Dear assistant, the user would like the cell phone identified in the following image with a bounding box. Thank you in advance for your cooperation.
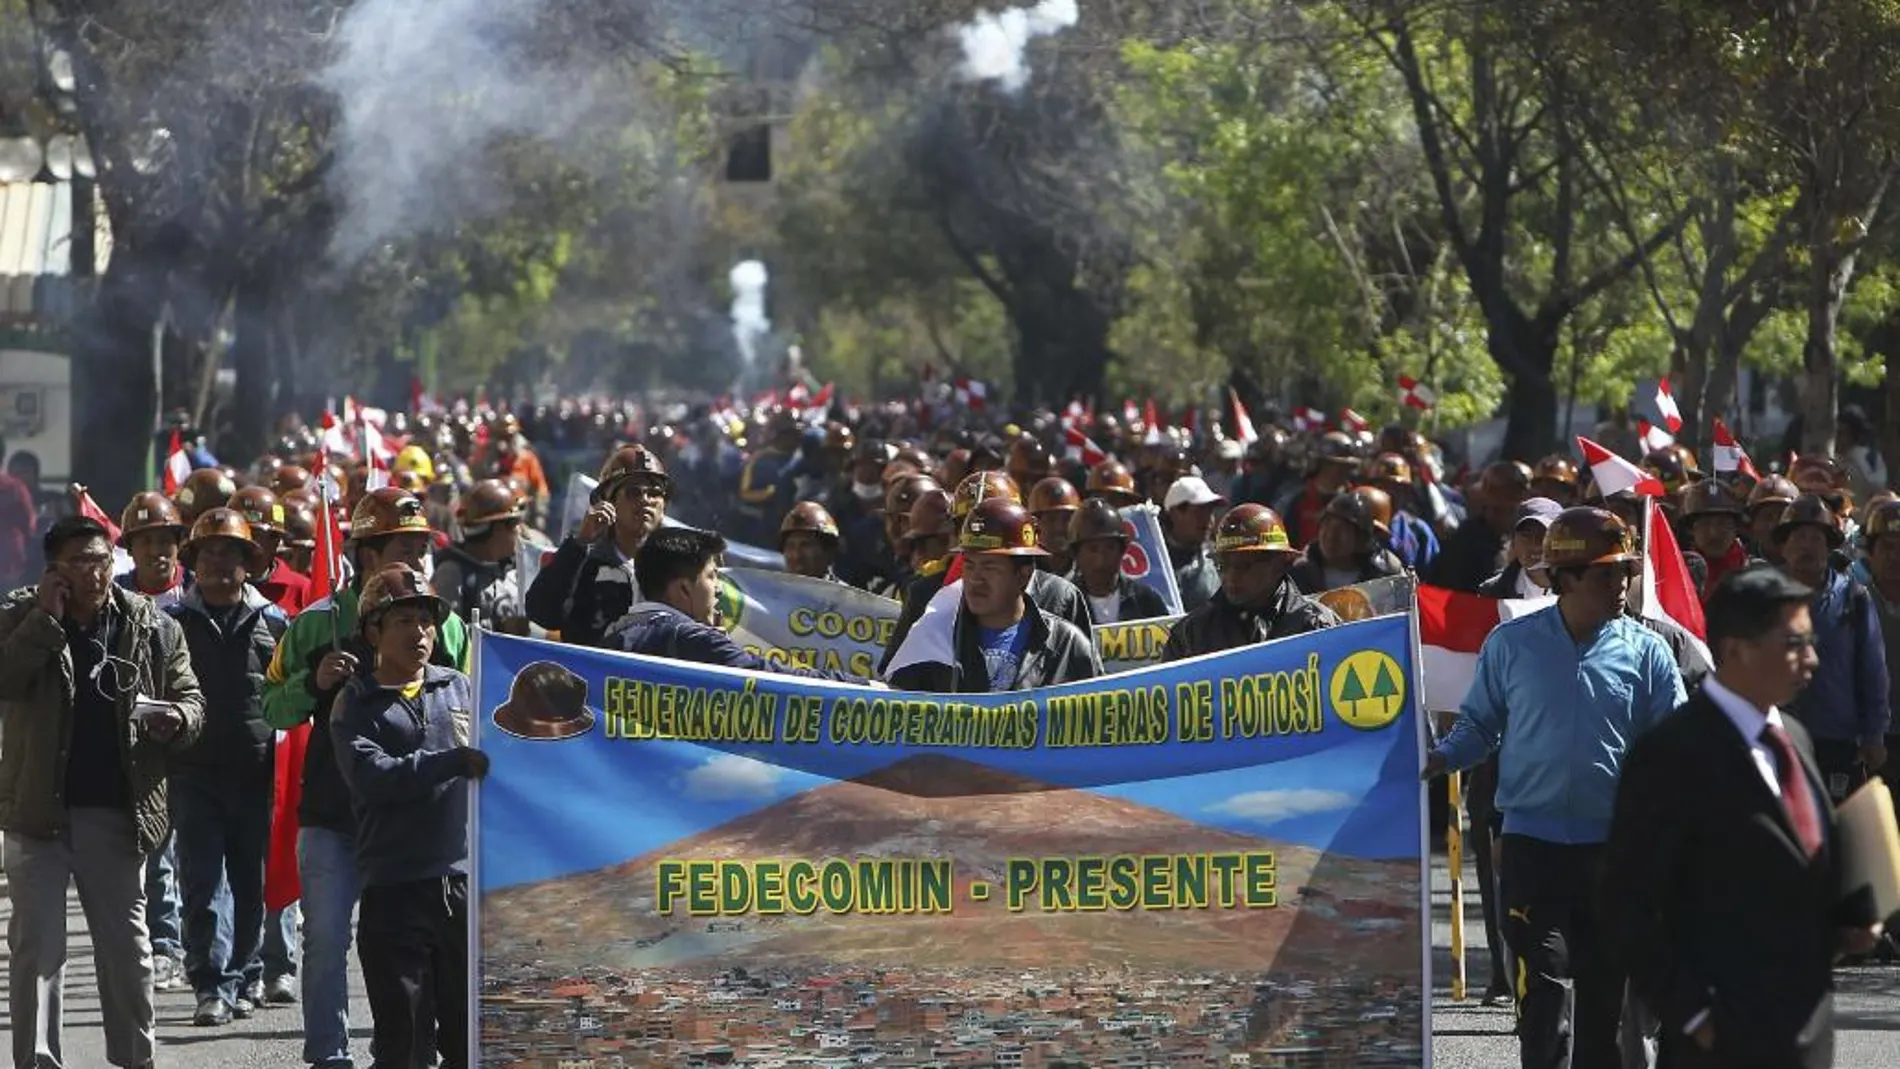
[132,697,173,726]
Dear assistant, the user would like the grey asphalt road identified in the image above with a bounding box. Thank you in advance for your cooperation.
[0,867,372,1069]
[3,851,1896,1068]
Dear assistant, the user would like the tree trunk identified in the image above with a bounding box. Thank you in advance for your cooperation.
[72,253,171,510]
[1800,247,1854,455]
[1500,368,1560,463]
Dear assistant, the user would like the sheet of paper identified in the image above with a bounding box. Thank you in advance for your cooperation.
[1838,779,1900,920]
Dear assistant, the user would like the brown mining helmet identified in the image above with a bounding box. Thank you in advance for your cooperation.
[1084,460,1143,506]
[957,497,1048,558]
[1212,503,1298,557]
[459,479,527,532]
[228,486,287,536]
[175,468,238,522]
[1746,474,1799,516]
[357,562,449,635]
[270,464,312,497]
[1067,497,1130,545]
[1862,499,1900,550]
[779,501,841,547]
[119,491,187,547]
[1027,476,1082,516]
[1532,455,1580,487]
[903,489,957,545]
[594,445,670,501]
[1773,493,1845,548]
[1679,480,1745,521]
[1536,507,1640,572]
[181,506,268,573]
[1322,486,1394,540]
[349,487,435,544]
[886,473,942,522]
[1364,452,1414,486]
[952,470,1023,522]
[1006,437,1053,489]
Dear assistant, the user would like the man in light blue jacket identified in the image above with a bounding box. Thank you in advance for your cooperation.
[1423,506,1685,1069]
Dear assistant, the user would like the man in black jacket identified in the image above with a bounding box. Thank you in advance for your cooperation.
[1603,566,1882,1069]
[524,445,669,646]
[1428,462,1531,593]
[332,565,488,1069]
[1066,499,1169,624]
[888,499,1100,693]
[166,508,289,1026]
[1288,487,1407,595]
[1162,504,1339,661]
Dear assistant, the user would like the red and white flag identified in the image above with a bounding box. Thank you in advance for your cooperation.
[954,378,988,411]
[1340,408,1370,434]
[1417,584,1555,712]
[1579,436,1665,497]
[1642,498,1710,647]
[73,486,122,543]
[1398,374,1437,411]
[1063,398,1086,428]
[1142,399,1163,446]
[1654,378,1683,434]
[1292,406,1326,433]
[162,430,191,496]
[1064,425,1109,467]
[1636,418,1676,454]
[1123,398,1140,426]
[1229,388,1258,448]
[1711,419,1759,479]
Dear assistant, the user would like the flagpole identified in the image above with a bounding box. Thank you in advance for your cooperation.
[319,465,341,652]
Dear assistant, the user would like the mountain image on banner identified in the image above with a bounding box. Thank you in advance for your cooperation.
[482,755,1418,976]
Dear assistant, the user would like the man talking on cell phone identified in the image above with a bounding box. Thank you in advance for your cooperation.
[0,514,205,1069]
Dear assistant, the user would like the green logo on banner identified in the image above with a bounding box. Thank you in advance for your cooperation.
[1328,650,1406,731]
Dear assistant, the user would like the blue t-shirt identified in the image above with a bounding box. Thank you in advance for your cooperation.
[976,619,1031,690]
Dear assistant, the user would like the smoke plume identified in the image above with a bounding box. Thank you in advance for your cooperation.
[955,0,1081,92]
[318,0,597,261]
[729,260,770,367]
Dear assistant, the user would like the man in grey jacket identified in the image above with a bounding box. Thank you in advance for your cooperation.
[0,515,205,1069]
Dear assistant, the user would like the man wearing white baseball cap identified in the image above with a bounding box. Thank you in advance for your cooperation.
[1162,475,1227,612]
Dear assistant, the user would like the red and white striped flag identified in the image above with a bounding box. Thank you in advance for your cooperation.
[1637,418,1676,454]
[1417,584,1555,712]
[1398,374,1437,411]
[1063,398,1086,428]
[954,378,988,411]
[1711,418,1759,479]
[1064,424,1109,467]
[72,486,122,543]
[162,430,191,496]
[1579,436,1665,497]
[1340,408,1370,434]
[1123,398,1140,426]
[1642,498,1709,646]
[1229,388,1258,447]
[1142,399,1163,446]
[1292,406,1326,433]
[1654,378,1683,434]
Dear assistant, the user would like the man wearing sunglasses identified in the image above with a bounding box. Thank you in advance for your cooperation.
[1424,506,1687,1069]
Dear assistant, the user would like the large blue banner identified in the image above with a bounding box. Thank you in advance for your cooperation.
[474,615,1430,1066]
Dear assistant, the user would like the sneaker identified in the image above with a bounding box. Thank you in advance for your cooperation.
[193,997,232,1026]
[154,955,191,993]
[264,974,298,1004]
[233,993,256,1019]
[241,980,265,1006]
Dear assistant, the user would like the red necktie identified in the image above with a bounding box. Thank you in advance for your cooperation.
[1763,724,1824,858]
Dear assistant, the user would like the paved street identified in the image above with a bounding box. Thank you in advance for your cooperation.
[2,851,1896,1067]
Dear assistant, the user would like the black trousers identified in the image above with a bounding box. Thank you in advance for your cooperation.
[1500,836,1624,1069]
[358,875,469,1069]
[1468,757,1514,997]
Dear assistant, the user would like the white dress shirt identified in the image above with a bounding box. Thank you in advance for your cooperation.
[1700,677,1785,799]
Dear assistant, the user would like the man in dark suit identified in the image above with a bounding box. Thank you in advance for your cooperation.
[1602,564,1883,1069]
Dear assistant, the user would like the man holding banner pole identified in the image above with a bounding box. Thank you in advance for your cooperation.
[1423,506,1686,1069]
